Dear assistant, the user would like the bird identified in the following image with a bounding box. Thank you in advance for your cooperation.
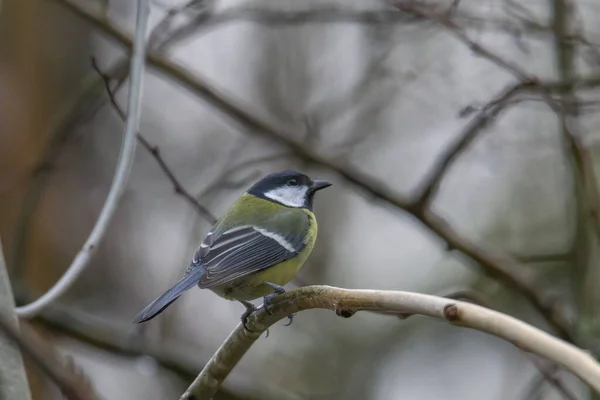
[132,170,331,328]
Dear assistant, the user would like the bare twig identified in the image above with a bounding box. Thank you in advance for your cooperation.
[394,2,533,82]
[16,0,151,318]
[160,6,416,48]
[91,57,217,224]
[515,251,572,264]
[0,315,99,400]
[527,355,579,400]
[179,285,600,400]
[52,0,580,343]
[414,81,529,208]
[148,0,214,50]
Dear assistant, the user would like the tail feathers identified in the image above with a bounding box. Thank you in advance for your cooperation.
[132,268,205,324]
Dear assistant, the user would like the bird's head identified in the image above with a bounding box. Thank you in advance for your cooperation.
[247,170,332,209]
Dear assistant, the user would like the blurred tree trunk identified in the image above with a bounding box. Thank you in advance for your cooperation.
[0,239,32,400]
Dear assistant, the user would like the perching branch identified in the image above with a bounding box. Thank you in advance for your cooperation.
[180,285,600,400]
[52,0,587,343]
[15,0,151,318]
[90,57,217,224]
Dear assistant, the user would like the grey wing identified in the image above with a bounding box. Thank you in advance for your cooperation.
[191,225,307,288]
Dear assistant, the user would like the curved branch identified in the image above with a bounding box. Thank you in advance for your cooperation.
[15,0,151,318]
[180,285,600,400]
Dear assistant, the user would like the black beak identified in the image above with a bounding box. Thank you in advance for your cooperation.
[310,180,332,192]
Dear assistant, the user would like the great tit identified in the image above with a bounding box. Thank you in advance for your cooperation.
[132,170,331,326]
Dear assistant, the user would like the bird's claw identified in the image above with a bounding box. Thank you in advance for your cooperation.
[239,301,258,332]
[263,292,279,315]
[262,282,295,327]
[284,313,296,326]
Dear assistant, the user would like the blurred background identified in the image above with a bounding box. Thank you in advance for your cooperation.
[2,0,600,399]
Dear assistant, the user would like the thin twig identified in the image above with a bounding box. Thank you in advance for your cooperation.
[179,285,600,399]
[16,0,151,318]
[394,1,533,82]
[91,57,217,224]
[527,355,579,400]
[516,251,572,264]
[413,81,529,208]
[160,6,417,48]
[52,0,579,343]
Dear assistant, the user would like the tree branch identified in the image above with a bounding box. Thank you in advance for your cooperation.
[91,57,217,224]
[52,0,582,343]
[179,285,600,400]
[16,0,150,318]
[159,6,418,48]
[413,81,530,209]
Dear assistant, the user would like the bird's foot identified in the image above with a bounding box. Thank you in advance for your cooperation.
[263,282,295,326]
[239,300,258,332]
[265,282,287,295]
[262,293,279,315]
[263,282,286,315]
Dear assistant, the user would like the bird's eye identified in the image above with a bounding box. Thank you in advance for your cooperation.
[288,178,299,186]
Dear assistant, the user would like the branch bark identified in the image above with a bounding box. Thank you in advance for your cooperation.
[179,285,600,400]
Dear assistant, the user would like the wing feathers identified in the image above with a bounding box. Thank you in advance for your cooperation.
[193,223,306,288]
[188,209,310,289]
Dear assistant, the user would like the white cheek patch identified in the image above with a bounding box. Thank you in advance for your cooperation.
[264,186,308,208]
